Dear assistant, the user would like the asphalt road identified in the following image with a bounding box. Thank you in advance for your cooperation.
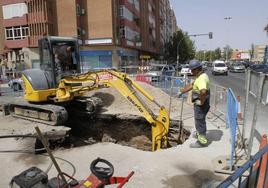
[206,68,268,136]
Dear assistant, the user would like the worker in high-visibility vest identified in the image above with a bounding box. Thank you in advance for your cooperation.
[179,60,210,147]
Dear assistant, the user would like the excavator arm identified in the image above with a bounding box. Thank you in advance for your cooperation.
[53,69,170,151]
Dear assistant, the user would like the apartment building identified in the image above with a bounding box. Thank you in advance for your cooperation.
[0,0,177,72]
[159,0,177,53]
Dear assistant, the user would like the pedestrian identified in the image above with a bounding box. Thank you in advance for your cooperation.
[179,60,210,147]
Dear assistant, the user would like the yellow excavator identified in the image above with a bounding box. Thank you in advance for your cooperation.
[6,36,174,151]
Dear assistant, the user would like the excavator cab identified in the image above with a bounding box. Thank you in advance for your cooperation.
[39,36,81,88]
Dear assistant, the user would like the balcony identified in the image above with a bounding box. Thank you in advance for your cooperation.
[3,14,28,27]
[5,38,29,48]
[120,19,140,32]
[0,0,25,6]
[27,11,49,24]
[120,0,140,15]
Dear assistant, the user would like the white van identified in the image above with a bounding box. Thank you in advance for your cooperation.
[212,60,228,75]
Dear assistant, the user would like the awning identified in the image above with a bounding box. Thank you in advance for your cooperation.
[80,50,112,56]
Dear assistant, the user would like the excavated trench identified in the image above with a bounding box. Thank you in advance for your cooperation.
[41,113,191,152]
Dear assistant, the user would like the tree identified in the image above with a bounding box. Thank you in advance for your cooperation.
[164,30,196,63]
[264,24,268,35]
[250,43,255,61]
[214,48,221,60]
[223,45,233,61]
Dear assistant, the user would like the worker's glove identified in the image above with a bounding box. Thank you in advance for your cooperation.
[194,100,202,106]
[177,91,183,98]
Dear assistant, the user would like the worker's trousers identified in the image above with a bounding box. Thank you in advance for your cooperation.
[194,99,210,136]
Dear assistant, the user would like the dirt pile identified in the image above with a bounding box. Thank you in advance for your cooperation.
[87,81,182,119]
[66,82,190,151]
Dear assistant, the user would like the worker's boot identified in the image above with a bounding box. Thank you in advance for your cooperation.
[197,134,208,145]
[190,134,208,148]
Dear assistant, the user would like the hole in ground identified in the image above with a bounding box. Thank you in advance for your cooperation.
[36,114,190,152]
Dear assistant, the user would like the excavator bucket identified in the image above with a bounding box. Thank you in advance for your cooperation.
[151,107,170,151]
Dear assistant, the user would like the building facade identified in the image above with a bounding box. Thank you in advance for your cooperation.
[252,45,266,63]
[230,49,250,61]
[159,0,177,54]
[0,0,177,72]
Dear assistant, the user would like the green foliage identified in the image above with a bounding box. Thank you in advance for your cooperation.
[222,45,233,60]
[250,43,255,59]
[164,30,196,63]
[195,48,222,61]
[265,24,268,35]
[214,48,221,60]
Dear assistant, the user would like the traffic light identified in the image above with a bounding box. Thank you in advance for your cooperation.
[209,32,213,39]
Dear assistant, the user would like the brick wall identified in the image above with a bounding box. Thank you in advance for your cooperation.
[55,0,77,37]
[86,0,113,39]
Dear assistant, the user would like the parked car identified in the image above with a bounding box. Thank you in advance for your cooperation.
[201,61,208,70]
[229,62,246,73]
[207,61,213,67]
[179,64,192,76]
[145,64,175,81]
[8,78,23,91]
[212,61,228,75]
[249,64,268,74]
[171,63,182,72]
[242,61,255,68]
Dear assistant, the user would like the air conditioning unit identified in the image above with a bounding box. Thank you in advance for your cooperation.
[81,8,86,15]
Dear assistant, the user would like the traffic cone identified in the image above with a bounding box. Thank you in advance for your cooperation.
[237,96,242,121]
[254,134,268,188]
[255,134,267,169]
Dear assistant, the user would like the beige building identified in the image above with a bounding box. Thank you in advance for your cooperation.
[252,45,266,63]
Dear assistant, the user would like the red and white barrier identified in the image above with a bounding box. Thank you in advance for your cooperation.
[135,74,151,84]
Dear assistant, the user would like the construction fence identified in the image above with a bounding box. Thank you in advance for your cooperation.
[244,69,268,156]
[0,71,23,97]
[218,143,268,188]
[226,88,239,171]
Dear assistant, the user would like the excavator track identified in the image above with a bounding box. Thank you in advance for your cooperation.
[7,101,68,126]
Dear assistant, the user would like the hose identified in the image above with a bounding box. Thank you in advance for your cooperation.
[0,149,76,178]
[0,134,76,178]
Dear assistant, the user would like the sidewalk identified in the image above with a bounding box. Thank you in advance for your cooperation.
[0,100,231,187]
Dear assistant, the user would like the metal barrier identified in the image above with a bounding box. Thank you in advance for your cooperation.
[244,69,268,157]
[210,83,228,122]
[226,88,239,170]
[132,74,192,97]
[217,144,268,188]
[149,75,192,96]
[0,72,23,97]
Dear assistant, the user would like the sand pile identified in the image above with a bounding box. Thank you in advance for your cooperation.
[86,81,183,119]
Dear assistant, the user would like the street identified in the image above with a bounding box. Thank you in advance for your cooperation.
[206,68,268,136]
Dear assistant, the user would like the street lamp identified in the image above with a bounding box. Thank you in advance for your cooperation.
[224,17,232,62]
[176,37,185,67]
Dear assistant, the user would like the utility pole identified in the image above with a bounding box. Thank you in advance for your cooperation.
[224,17,232,62]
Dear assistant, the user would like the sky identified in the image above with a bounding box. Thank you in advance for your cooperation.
[170,0,268,51]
